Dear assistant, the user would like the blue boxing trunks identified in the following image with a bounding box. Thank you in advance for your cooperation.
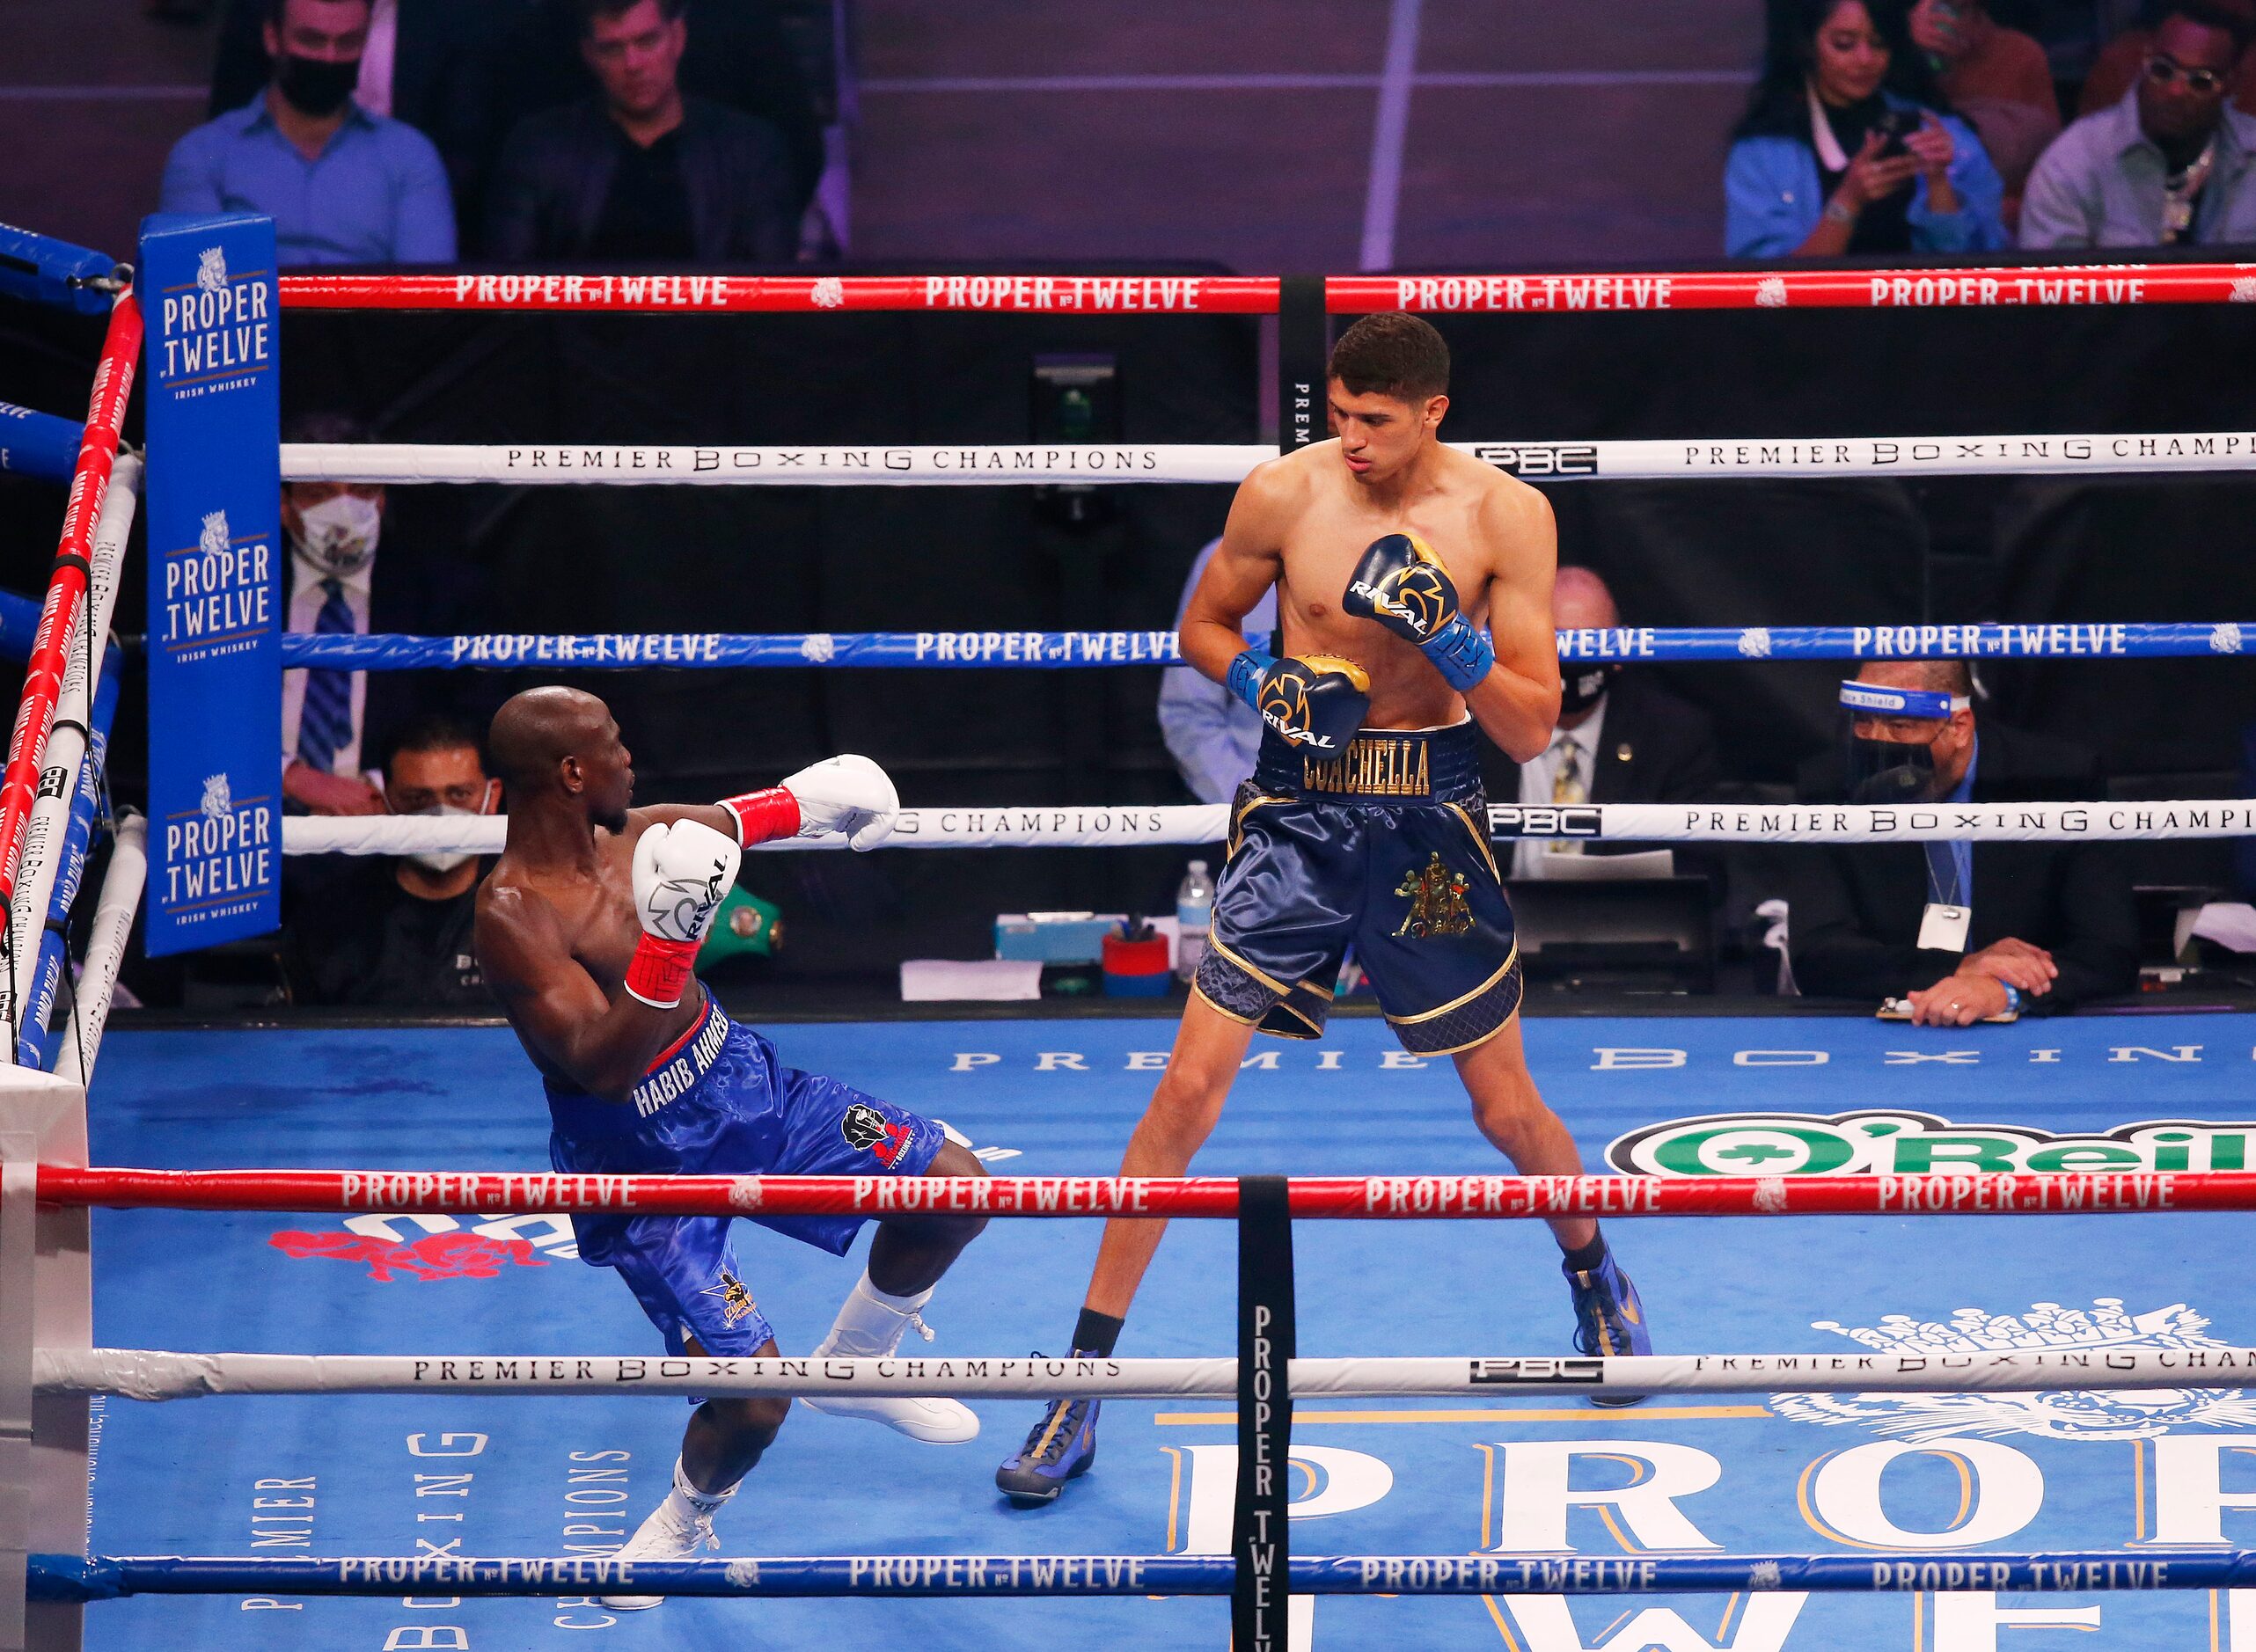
[545,997,946,1357]
[1192,720,1522,1056]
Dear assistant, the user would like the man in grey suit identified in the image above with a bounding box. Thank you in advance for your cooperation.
[485,0,801,263]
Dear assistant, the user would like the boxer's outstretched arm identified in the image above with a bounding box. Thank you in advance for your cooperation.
[1181,462,1290,683]
[628,803,738,837]
[1463,483,1562,764]
[476,885,681,1100]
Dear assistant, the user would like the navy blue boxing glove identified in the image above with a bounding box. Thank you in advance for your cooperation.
[1226,647,1370,754]
[1342,532,1495,692]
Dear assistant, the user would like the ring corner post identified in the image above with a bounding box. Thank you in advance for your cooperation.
[136,212,283,962]
[1233,1173,1295,1651]
[0,1069,92,1652]
[1277,277,1327,457]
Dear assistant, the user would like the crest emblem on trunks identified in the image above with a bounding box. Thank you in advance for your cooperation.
[840,1100,912,1166]
[700,1268,758,1327]
[1394,852,1472,939]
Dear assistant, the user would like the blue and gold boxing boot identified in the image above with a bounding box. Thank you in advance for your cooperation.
[1565,1250,1652,1407]
[994,1360,1100,1506]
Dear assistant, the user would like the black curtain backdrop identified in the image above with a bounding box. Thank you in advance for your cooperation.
[2,253,2252,976]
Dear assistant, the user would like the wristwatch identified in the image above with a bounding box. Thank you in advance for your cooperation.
[2001,983,2021,1014]
[1823,198,1857,226]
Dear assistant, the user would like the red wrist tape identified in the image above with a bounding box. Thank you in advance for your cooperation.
[624,932,700,1009]
[721,786,800,846]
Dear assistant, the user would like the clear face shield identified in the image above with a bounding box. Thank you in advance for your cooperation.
[1839,680,1968,804]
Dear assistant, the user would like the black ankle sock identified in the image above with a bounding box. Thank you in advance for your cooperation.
[1561,1232,1608,1275]
[1072,1307,1125,1359]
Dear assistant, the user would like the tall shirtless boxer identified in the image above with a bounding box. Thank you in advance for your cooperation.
[997,313,1652,1505]
[474,687,988,1604]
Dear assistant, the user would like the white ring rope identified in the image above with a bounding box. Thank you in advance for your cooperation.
[284,432,2256,486]
[40,1345,2255,1401]
[284,799,2256,858]
[4,454,134,1036]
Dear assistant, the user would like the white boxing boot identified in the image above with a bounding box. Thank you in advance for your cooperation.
[601,1457,734,1610]
[798,1272,980,1443]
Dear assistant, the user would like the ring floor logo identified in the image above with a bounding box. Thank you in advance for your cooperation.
[1606,1107,2256,1178]
[1608,1110,2256,1441]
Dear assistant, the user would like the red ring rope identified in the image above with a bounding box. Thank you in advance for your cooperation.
[275,266,2256,314]
[32,1165,2245,1218]
[0,292,139,908]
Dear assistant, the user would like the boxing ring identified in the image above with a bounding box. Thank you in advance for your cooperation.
[4,230,2256,1648]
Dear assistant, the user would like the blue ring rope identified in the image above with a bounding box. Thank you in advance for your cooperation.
[279,621,2253,671]
[30,1548,2252,1600]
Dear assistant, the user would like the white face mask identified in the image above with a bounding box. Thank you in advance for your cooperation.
[293,492,382,577]
[407,802,483,875]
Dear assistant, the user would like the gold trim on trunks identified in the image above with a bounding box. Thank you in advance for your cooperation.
[1444,799,1502,883]
[1405,992,1523,1056]
[1230,793,1291,857]
[1190,981,1263,1027]
[1300,733,1432,797]
[1386,941,1522,1026]
[1206,935,1290,998]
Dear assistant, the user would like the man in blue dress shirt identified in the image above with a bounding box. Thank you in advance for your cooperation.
[160,0,456,267]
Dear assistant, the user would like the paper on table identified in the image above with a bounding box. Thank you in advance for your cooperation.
[2189,903,2256,954]
[900,958,1044,1002]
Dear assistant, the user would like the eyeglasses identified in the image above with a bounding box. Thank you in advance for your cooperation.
[2145,55,2229,96]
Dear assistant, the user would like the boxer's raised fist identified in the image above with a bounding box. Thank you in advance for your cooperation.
[624,819,739,1008]
[1234,652,1370,752]
[1343,532,1494,692]
[780,754,899,851]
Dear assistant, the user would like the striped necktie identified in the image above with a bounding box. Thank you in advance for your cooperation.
[1548,734,1586,856]
[296,578,355,775]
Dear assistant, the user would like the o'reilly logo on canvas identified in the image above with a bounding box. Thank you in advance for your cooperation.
[1606,1109,2256,1179]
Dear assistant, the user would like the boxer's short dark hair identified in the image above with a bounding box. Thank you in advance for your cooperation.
[1329,312,1450,403]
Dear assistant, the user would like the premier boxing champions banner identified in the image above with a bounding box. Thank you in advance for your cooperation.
[139,212,281,955]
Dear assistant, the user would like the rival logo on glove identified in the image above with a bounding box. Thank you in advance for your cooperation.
[646,865,729,942]
[1347,562,1449,640]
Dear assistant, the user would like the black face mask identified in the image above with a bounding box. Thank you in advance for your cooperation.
[1847,736,1939,804]
[1559,664,1616,719]
[275,53,360,118]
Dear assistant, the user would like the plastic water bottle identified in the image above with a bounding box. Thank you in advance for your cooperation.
[1175,859,1214,983]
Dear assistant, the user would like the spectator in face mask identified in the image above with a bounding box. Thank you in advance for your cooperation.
[282,714,498,1007]
[1783,661,2137,1024]
[159,0,456,266]
[280,411,388,817]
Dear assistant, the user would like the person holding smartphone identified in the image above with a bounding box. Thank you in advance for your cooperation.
[1726,0,2008,256]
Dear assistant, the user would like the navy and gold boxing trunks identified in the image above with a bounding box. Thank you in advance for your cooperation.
[1193,720,1521,1056]
[546,997,946,1360]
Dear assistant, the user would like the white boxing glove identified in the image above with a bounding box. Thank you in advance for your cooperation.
[720,754,900,852]
[623,818,741,1008]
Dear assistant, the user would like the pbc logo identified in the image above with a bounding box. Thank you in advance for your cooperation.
[1470,442,1599,478]
[840,1101,912,1166]
[1487,804,1601,838]
[1469,1356,1605,1386]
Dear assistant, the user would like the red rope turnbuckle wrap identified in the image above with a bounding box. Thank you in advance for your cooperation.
[275,266,2256,315]
[0,291,140,908]
[31,1166,2256,1219]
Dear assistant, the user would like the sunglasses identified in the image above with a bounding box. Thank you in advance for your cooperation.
[2145,55,2229,95]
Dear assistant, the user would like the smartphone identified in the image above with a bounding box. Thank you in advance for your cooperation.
[1871,108,1919,159]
